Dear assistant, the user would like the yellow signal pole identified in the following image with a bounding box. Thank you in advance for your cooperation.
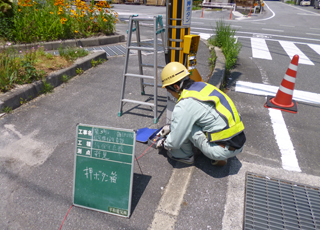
[165,0,202,81]
[166,0,191,64]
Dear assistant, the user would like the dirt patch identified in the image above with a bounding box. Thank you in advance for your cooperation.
[33,55,73,76]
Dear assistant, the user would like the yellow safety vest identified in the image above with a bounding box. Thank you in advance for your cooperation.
[177,82,245,142]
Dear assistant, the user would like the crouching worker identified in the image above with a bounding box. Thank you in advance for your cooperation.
[156,62,246,166]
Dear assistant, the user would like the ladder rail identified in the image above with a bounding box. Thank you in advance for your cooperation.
[118,18,134,116]
[118,15,165,123]
[153,16,158,123]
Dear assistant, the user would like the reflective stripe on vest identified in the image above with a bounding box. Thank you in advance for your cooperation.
[177,82,245,142]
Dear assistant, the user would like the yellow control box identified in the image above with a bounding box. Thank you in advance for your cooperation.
[183,35,202,82]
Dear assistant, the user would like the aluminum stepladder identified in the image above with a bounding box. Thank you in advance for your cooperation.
[118,15,165,124]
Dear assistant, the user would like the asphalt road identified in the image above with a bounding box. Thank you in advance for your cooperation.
[1,2,320,230]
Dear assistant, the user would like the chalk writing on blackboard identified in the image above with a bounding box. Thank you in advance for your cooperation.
[83,167,118,183]
[73,124,135,218]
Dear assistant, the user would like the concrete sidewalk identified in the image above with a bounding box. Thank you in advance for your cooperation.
[0,28,223,229]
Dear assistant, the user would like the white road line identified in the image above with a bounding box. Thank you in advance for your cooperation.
[306,33,320,37]
[280,25,295,28]
[195,29,320,44]
[149,165,194,230]
[285,3,320,15]
[192,32,213,40]
[248,2,276,22]
[279,41,314,65]
[297,13,320,16]
[262,28,284,33]
[309,44,320,55]
[251,38,272,60]
[268,109,301,172]
[235,81,320,105]
[191,22,205,25]
[191,27,214,31]
[251,22,266,24]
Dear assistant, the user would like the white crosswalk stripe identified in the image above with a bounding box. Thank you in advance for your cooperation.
[251,38,272,60]
[195,32,320,66]
[308,44,320,56]
[279,41,314,65]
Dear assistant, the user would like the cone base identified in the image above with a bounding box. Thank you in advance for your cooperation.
[270,98,294,108]
[264,95,298,114]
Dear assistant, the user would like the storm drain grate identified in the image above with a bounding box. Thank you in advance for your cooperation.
[50,40,163,57]
[84,40,164,57]
[244,172,320,230]
[85,44,129,57]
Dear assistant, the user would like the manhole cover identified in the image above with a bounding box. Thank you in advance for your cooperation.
[244,172,320,230]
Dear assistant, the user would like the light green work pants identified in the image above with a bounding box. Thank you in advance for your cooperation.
[169,125,243,161]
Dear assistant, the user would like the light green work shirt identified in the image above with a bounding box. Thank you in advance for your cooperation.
[164,98,227,150]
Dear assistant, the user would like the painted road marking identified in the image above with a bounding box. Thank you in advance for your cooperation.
[309,44,320,56]
[251,38,272,60]
[192,31,320,64]
[268,109,301,172]
[235,81,320,105]
[149,164,194,230]
[262,28,284,33]
[279,41,314,65]
[235,81,303,172]
[306,33,320,37]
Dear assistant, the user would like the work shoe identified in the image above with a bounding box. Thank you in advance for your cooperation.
[211,159,227,167]
[167,151,194,165]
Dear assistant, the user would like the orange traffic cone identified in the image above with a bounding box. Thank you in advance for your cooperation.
[264,55,299,114]
[201,7,204,18]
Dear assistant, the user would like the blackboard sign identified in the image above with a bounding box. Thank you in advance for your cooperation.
[73,124,136,218]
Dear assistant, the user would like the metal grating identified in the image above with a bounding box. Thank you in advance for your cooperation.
[85,44,129,57]
[244,172,320,230]
[83,40,164,57]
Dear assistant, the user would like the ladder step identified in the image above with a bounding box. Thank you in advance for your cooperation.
[141,63,165,68]
[128,46,155,51]
[143,83,163,88]
[122,99,155,107]
[125,73,155,80]
[132,17,157,22]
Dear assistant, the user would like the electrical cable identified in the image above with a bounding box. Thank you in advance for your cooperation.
[135,135,159,161]
[59,205,73,230]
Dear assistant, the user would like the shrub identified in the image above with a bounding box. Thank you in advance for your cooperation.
[2,0,118,43]
[0,0,15,41]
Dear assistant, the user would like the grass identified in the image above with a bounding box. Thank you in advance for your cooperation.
[208,48,217,72]
[208,20,242,71]
[0,44,89,92]
[41,80,54,94]
[0,0,114,94]
[207,20,242,90]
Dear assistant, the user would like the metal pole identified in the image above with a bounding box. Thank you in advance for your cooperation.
[153,16,158,123]
[118,16,134,117]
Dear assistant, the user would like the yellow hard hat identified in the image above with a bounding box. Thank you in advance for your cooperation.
[161,62,190,88]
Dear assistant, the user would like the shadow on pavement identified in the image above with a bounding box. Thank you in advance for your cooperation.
[158,148,242,178]
[120,94,167,119]
[131,173,152,214]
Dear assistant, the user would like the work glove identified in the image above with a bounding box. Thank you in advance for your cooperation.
[157,124,171,137]
[155,138,165,149]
